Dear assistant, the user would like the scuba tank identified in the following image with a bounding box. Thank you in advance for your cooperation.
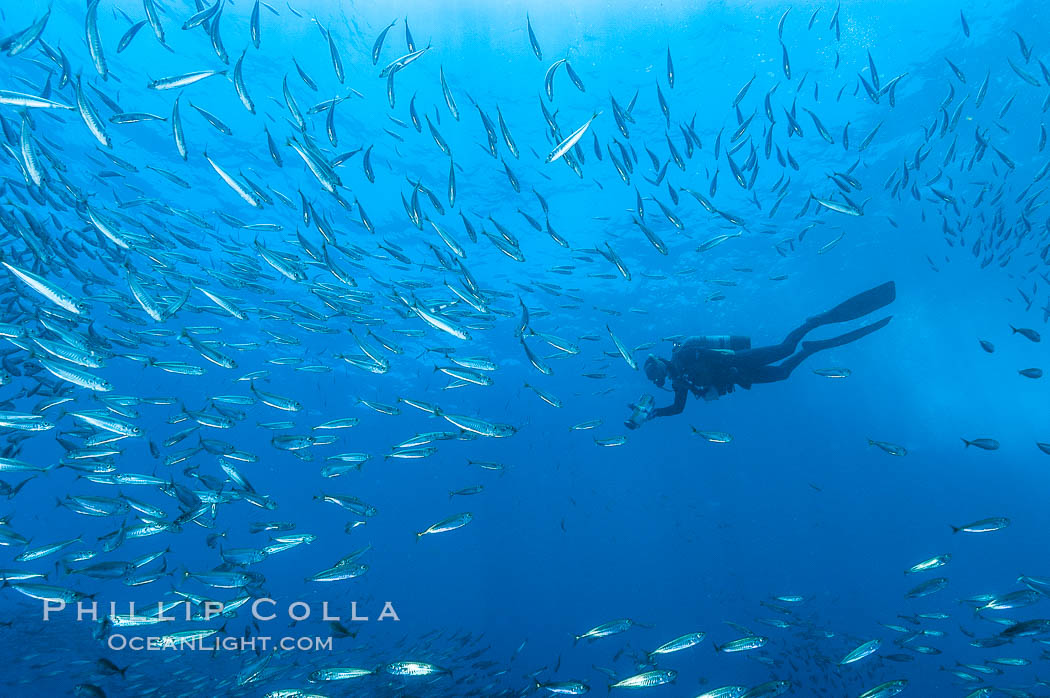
[700,335,750,351]
[674,335,751,351]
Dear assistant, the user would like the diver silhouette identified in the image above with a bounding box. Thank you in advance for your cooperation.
[628,281,896,428]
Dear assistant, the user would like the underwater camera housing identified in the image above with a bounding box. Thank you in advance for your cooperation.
[625,393,655,429]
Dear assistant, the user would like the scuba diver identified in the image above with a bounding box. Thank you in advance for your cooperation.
[627,281,896,428]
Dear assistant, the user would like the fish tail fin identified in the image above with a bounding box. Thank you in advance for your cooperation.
[961,438,971,448]
[950,525,961,534]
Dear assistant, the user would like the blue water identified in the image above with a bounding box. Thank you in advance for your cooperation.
[1,0,1049,695]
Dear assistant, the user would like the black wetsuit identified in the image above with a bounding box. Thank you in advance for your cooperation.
[649,281,896,420]
[652,323,820,418]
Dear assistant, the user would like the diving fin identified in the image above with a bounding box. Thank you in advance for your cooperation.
[812,281,896,326]
[802,316,892,353]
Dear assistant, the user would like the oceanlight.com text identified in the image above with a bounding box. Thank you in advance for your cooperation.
[107,634,334,652]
